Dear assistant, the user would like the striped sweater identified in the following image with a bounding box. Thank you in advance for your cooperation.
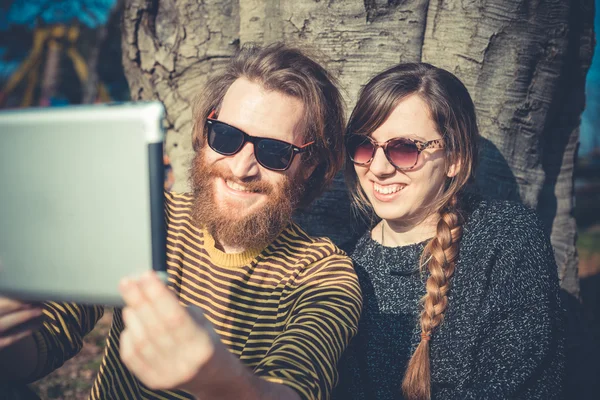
[32,192,362,400]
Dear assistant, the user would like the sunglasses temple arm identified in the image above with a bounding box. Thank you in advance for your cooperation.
[297,141,315,152]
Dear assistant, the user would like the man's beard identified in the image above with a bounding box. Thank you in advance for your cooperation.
[190,149,303,251]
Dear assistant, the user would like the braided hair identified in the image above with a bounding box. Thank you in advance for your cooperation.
[345,63,479,400]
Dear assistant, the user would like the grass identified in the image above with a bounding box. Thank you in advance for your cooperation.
[579,227,600,278]
[578,231,600,252]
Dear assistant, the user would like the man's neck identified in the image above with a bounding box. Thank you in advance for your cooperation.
[213,240,248,254]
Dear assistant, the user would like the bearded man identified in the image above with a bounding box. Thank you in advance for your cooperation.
[0,43,361,400]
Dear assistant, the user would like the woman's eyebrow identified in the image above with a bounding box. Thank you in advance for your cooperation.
[387,132,429,141]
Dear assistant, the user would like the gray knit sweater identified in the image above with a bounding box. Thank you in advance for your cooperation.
[333,195,565,400]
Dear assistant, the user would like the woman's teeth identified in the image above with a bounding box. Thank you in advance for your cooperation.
[374,182,406,194]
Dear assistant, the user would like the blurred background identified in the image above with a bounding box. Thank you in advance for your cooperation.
[0,0,598,398]
[0,0,176,193]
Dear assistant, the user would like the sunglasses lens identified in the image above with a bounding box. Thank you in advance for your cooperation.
[207,119,299,171]
[208,122,244,155]
[256,139,293,170]
[387,139,418,168]
[347,135,374,164]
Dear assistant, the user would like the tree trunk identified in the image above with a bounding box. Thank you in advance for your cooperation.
[121,0,595,396]
[122,0,240,198]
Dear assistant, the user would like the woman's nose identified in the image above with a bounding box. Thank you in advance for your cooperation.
[368,147,396,177]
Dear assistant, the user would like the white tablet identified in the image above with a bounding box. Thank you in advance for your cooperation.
[0,102,167,306]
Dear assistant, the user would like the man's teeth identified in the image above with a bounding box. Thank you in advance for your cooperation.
[374,183,405,195]
[226,180,253,193]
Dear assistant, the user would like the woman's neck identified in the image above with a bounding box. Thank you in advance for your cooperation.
[374,213,439,247]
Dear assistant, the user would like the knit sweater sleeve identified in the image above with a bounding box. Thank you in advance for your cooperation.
[448,207,565,400]
[28,302,104,382]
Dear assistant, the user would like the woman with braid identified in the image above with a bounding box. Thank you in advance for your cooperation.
[333,63,565,400]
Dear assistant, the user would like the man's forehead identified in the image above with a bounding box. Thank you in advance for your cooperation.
[219,78,306,141]
[221,78,303,112]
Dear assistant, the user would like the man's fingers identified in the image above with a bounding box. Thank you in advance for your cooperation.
[0,329,33,350]
[137,273,200,340]
[138,272,179,310]
[121,277,173,342]
[0,307,43,335]
[121,274,181,350]
[121,307,164,363]
[0,298,32,314]
[118,274,219,392]
[119,328,158,387]
[119,277,147,309]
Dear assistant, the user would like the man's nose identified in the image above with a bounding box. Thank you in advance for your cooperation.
[228,142,260,179]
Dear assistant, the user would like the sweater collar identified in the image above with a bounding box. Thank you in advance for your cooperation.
[201,229,264,268]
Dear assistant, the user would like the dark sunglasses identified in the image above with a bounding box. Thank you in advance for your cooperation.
[205,110,314,171]
[346,134,444,170]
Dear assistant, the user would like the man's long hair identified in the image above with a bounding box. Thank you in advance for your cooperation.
[191,42,346,208]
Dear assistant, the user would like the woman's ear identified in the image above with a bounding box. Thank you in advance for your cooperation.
[446,159,461,178]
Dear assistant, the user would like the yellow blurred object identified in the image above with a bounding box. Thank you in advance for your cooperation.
[0,24,112,107]
[21,58,40,108]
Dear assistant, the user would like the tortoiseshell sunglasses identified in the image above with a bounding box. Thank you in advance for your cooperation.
[346,135,444,170]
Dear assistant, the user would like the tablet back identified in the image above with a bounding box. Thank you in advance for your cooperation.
[0,102,167,306]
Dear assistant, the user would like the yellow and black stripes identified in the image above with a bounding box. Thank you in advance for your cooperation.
[36,191,361,400]
[31,302,103,381]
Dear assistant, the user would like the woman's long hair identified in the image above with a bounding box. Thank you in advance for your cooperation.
[345,63,479,400]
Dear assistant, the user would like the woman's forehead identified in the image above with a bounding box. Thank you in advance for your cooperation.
[370,95,440,142]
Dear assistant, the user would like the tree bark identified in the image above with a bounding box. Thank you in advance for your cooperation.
[122,0,240,195]
[121,0,595,395]
[420,0,592,299]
